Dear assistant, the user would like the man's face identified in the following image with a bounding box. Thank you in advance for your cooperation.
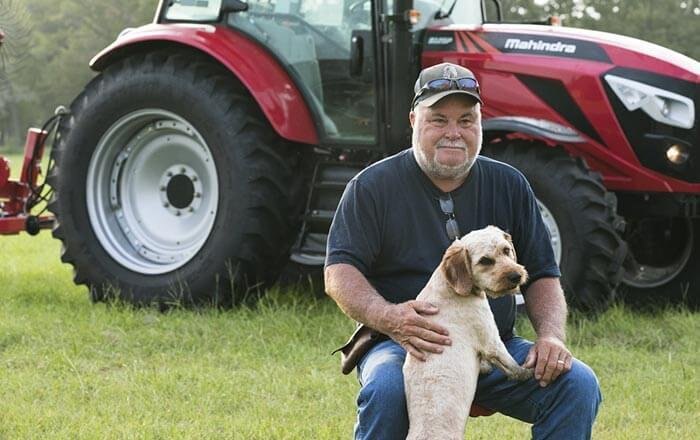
[410,95,482,181]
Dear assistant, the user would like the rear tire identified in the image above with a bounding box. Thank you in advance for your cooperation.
[49,51,304,305]
[482,142,627,313]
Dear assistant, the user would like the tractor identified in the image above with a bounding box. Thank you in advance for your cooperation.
[1,0,698,312]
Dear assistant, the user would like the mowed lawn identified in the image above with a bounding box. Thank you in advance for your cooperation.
[0,153,697,438]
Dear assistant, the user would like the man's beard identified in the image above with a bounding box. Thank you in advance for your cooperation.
[412,132,482,181]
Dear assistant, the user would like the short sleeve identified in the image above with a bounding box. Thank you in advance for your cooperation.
[325,178,382,275]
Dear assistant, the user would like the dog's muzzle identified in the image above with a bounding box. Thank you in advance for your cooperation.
[507,271,523,286]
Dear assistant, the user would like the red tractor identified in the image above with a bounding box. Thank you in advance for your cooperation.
[1,0,698,312]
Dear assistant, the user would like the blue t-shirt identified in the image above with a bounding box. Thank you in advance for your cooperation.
[325,149,560,339]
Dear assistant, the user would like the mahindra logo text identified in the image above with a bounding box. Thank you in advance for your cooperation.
[504,38,577,54]
[427,36,454,45]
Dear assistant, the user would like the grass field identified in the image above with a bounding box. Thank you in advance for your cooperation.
[1,154,699,439]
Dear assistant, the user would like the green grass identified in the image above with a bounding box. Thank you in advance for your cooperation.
[1,153,698,438]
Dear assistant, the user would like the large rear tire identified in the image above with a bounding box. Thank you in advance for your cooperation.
[49,51,304,305]
[482,142,627,313]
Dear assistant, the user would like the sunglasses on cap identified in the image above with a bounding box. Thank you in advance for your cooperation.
[412,77,480,108]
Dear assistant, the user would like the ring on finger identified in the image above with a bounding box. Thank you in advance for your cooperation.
[556,359,565,365]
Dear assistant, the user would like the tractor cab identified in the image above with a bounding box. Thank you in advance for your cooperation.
[158,0,402,147]
[158,0,450,151]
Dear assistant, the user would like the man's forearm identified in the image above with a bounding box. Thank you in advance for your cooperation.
[524,277,568,341]
[326,263,452,359]
[324,263,392,330]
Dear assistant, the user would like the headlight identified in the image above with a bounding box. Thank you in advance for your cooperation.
[666,144,690,165]
[604,74,695,130]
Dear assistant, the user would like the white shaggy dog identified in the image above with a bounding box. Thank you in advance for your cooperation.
[404,226,533,440]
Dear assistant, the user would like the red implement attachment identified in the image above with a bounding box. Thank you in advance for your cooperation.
[0,128,55,235]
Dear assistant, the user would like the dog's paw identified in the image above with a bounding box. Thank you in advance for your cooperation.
[509,367,534,381]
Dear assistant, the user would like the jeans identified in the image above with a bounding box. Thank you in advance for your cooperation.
[354,337,601,439]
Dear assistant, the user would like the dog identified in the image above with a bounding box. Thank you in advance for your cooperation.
[403,225,533,440]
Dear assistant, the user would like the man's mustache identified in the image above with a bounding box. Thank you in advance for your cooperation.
[436,142,468,149]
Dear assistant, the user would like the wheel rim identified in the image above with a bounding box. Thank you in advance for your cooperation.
[622,218,694,288]
[537,199,562,265]
[87,109,219,274]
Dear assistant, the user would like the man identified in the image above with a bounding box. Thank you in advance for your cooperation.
[325,62,601,439]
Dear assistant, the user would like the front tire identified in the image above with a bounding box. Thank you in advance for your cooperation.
[49,51,304,305]
[482,142,627,313]
[621,218,699,309]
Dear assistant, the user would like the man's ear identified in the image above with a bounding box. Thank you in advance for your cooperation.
[409,110,416,128]
[441,244,473,296]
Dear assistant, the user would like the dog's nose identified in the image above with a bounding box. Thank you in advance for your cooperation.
[507,272,522,285]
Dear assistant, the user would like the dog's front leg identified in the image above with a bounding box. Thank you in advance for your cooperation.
[480,341,533,381]
[479,359,493,374]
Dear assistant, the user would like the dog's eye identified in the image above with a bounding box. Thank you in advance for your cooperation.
[503,247,511,256]
[478,257,495,266]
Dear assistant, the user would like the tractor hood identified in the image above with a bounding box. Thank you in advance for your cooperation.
[421,21,698,189]
[426,23,699,81]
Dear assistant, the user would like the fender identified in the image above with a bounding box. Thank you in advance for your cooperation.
[90,24,318,145]
[482,116,586,144]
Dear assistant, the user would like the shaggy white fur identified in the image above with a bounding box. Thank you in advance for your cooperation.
[404,226,533,440]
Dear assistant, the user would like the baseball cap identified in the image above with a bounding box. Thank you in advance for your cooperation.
[412,63,482,109]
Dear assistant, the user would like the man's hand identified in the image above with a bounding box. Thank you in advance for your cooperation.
[522,277,570,387]
[379,300,452,362]
[325,264,451,362]
[523,335,572,387]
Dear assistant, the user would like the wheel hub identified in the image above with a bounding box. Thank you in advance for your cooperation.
[159,165,203,215]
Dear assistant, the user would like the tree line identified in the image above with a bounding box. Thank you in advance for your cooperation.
[1,0,153,147]
[0,0,698,148]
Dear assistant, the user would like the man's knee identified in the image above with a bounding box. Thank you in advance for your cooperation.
[559,360,602,413]
[530,361,601,439]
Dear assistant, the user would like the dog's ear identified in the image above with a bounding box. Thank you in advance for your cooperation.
[441,243,473,296]
[503,231,517,261]
[503,231,512,243]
